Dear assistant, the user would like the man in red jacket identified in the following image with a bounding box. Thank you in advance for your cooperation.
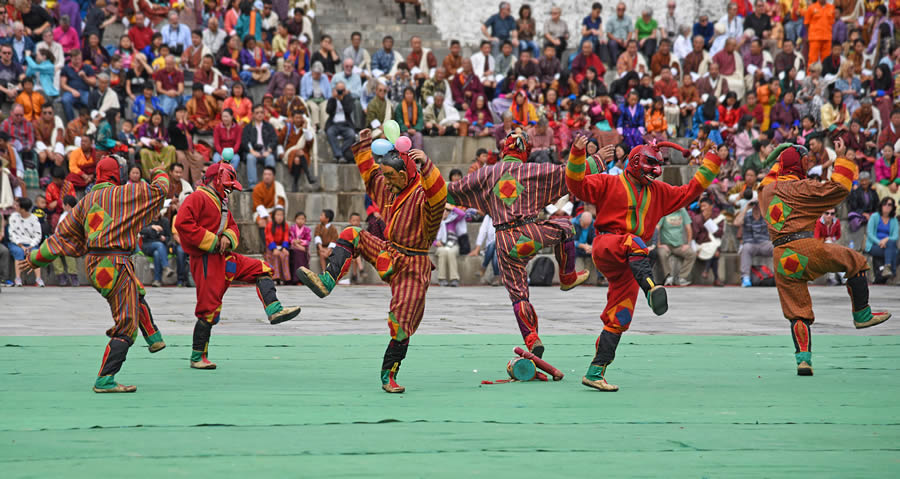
[174,162,301,370]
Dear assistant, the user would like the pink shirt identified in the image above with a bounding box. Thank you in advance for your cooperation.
[53,26,80,53]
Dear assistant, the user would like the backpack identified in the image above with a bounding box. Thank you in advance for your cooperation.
[750,265,775,287]
[529,257,555,286]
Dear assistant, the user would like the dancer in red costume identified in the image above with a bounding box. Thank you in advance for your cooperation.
[565,134,724,391]
[175,161,302,370]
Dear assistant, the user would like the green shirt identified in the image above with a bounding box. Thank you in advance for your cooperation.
[657,208,690,247]
[742,152,764,177]
[635,18,658,40]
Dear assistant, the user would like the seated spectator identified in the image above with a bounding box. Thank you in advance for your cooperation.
[49,194,79,286]
[137,111,175,178]
[877,109,900,149]
[573,41,606,83]
[326,81,357,163]
[875,143,899,186]
[394,86,424,150]
[571,209,596,272]
[251,165,288,243]
[53,15,80,53]
[423,90,460,137]
[734,200,773,287]
[435,205,467,287]
[223,82,252,124]
[314,209,339,273]
[289,212,311,284]
[212,108,242,163]
[470,40,497,94]
[1,104,35,170]
[543,5,569,59]
[94,110,121,152]
[693,14,714,48]
[89,72,120,116]
[202,15,227,54]
[365,80,392,135]
[301,61,331,130]
[682,34,710,75]
[153,55,184,116]
[181,29,210,70]
[387,63,413,104]
[8,197,43,287]
[167,106,205,185]
[83,33,110,69]
[526,117,555,163]
[617,90,645,149]
[692,96,724,145]
[866,197,899,280]
[275,83,307,119]
[481,2,516,52]
[469,213,499,285]
[66,134,99,189]
[185,83,220,133]
[238,36,271,86]
[450,59,485,111]
[342,31,370,70]
[691,197,724,286]
[371,35,402,76]
[508,90,538,126]
[44,165,74,226]
[264,206,291,284]
[310,34,340,76]
[60,49,96,123]
[743,0,772,40]
[239,106,278,187]
[140,209,176,287]
[696,62,730,100]
[635,7,661,59]
[712,38,745,100]
[657,207,695,286]
[23,48,57,100]
[332,58,363,99]
[406,35,437,76]
[280,109,318,191]
[468,148,491,174]
[815,207,843,285]
[645,97,668,142]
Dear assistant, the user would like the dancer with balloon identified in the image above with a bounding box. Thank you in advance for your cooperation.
[296,124,447,394]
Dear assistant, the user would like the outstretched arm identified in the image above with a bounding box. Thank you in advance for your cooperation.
[565,134,609,202]
[351,129,388,209]
[658,150,724,215]
[27,200,88,269]
[409,149,447,239]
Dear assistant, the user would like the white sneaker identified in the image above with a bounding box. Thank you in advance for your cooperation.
[36,278,45,288]
[664,275,674,286]
[338,278,351,285]
[677,278,692,286]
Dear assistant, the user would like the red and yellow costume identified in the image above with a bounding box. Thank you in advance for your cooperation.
[758,143,891,375]
[566,142,723,390]
[175,163,301,370]
[297,137,446,393]
[27,157,169,393]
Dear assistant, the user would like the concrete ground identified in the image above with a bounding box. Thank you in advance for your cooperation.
[2,284,899,337]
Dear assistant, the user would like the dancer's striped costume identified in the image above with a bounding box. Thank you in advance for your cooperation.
[447,157,582,356]
[28,170,170,391]
[566,147,722,385]
[297,137,446,392]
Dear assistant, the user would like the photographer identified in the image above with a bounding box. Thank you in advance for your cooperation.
[325,81,357,163]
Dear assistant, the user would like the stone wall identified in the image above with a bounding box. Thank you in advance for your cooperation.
[428,0,728,47]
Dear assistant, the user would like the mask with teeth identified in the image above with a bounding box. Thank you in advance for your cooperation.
[204,162,243,199]
[624,141,688,186]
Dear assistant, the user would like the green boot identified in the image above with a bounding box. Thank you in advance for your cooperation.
[582,365,618,391]
[796,352,813,376]
[93,375,137,393]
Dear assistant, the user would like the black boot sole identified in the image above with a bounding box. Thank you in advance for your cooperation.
[648,286,668,316]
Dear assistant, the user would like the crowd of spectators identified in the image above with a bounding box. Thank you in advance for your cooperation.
[1,0,900,288]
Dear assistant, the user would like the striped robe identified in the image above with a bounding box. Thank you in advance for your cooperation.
[446,158,578,348]
[348,138,447,339]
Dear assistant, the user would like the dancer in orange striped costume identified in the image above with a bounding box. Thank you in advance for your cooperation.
[296,129,447,393]
[174,162,302,370]
[20,157,169,393]
[566,135,724,391]
[758,139,891,376]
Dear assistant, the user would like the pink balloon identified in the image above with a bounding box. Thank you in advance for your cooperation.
[395,135,412,153]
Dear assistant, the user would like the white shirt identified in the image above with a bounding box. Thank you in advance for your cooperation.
[673,34,692,61]
[718,15,744,39]
[8,212,42,247]
[470,52,496,83]
[476,215,496,247]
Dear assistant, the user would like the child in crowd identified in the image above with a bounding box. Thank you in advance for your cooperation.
[289,212,311,284]
[52,195,80,286]
[314,209,339,273]
[348,212,366,284]
[9,197,44,287]
[118,119,138,158]
[264,206,291,284]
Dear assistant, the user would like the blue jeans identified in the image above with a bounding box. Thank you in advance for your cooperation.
[518,40,540,58]
[7,243,27,261]
[326,123,356,160]
[157,95,178,116]
[235,152,275,187]
[483,241,500,276]
[61,89,90,122]
[784,20,804,42]
[239,70,254,85]
[174,244,188,282]
[869,239,898,271]
[142,241,168,282]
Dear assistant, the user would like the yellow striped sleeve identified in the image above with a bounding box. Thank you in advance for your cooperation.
[692,152,722,190]
[830,157,858,191]
[420,159,447,207]
[199,230,219,253]
[566,148,587,183]
[222,228,239,251]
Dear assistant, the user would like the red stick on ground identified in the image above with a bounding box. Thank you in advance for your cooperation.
[514,347,564,381]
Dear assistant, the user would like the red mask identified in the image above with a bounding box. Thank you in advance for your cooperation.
[95,156,122,185]
[501,129,531,162]
[625,145,663,186]
[205,162,243,198]
[778,145,807,179]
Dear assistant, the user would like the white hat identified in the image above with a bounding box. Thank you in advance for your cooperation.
[90,110,102,120]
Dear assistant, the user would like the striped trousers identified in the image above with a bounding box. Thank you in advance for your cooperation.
[496,217,575,347]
